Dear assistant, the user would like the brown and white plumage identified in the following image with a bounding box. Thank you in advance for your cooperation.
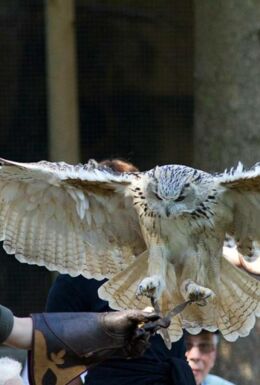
[0,158,145,279]
[0,158,259,344]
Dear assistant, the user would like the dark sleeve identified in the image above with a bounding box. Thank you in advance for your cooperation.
[170,336,187,360]
[169,357,196,385]
[46,275,109,312]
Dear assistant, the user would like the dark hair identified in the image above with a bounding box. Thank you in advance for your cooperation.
[99,158,139,172]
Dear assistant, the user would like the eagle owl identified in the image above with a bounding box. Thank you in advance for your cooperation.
[0,158,259,344]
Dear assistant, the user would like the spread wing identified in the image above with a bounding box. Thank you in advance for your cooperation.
[0,158,146,279]
[217,162,260,267]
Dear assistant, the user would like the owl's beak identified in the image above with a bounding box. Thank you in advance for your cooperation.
[165,207,171,217]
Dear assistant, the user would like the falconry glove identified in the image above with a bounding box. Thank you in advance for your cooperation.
[28,310,161,385]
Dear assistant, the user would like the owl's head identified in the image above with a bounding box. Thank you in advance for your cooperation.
[144,165,211,218]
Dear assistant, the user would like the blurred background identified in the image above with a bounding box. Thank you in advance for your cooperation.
[0,1,259,384]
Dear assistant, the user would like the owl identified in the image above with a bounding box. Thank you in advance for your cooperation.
[0,158,259,344]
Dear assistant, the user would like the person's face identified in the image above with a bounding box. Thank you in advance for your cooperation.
[185,332,217,385]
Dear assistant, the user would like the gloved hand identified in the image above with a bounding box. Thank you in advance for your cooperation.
[32,309,162,365]
[99,309,162,358]
[30,309,165,385]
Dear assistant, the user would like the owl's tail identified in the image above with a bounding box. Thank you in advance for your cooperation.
[99,252,260,344]
[180,256,260,341]
[98,251,184,342]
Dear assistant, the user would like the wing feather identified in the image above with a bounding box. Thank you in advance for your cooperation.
[0,158,145,279]
[218,164,260,266]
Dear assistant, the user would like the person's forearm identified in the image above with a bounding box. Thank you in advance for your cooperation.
[4,316,33,350]
[0,304,33,350]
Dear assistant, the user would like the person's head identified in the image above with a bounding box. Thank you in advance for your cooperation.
[99,158,139,173]
[185,331,219,385]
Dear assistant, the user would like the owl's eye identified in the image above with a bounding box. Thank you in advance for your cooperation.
[154,192,163,201]
[175,195,185,202]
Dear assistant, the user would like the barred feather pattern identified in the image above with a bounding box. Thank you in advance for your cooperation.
[0,159,144,279]
[99,253,260,342]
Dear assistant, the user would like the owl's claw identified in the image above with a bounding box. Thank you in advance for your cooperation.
[136,275,165,301]
[181,279,215,306]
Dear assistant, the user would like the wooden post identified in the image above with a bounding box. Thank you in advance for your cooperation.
[45,0,80,163]
[194,1,260,172]
[193,2,260,385]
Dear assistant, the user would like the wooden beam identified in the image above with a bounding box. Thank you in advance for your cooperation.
[45,0,79,163]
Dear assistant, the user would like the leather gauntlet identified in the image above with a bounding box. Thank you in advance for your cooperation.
[28,310,160,385]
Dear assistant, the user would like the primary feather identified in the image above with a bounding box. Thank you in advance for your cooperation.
[0,158,259,344]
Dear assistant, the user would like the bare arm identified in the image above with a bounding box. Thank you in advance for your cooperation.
[223,246,260,278]
[0,305,32,350]
[4,316,33,350]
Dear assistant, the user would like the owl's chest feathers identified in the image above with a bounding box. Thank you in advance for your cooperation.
[142,204,231,262]
[160,216,207,256]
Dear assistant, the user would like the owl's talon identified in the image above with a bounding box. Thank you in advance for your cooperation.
[136,275,165,301]
[196,299,207,307]
[181,279,215,305]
